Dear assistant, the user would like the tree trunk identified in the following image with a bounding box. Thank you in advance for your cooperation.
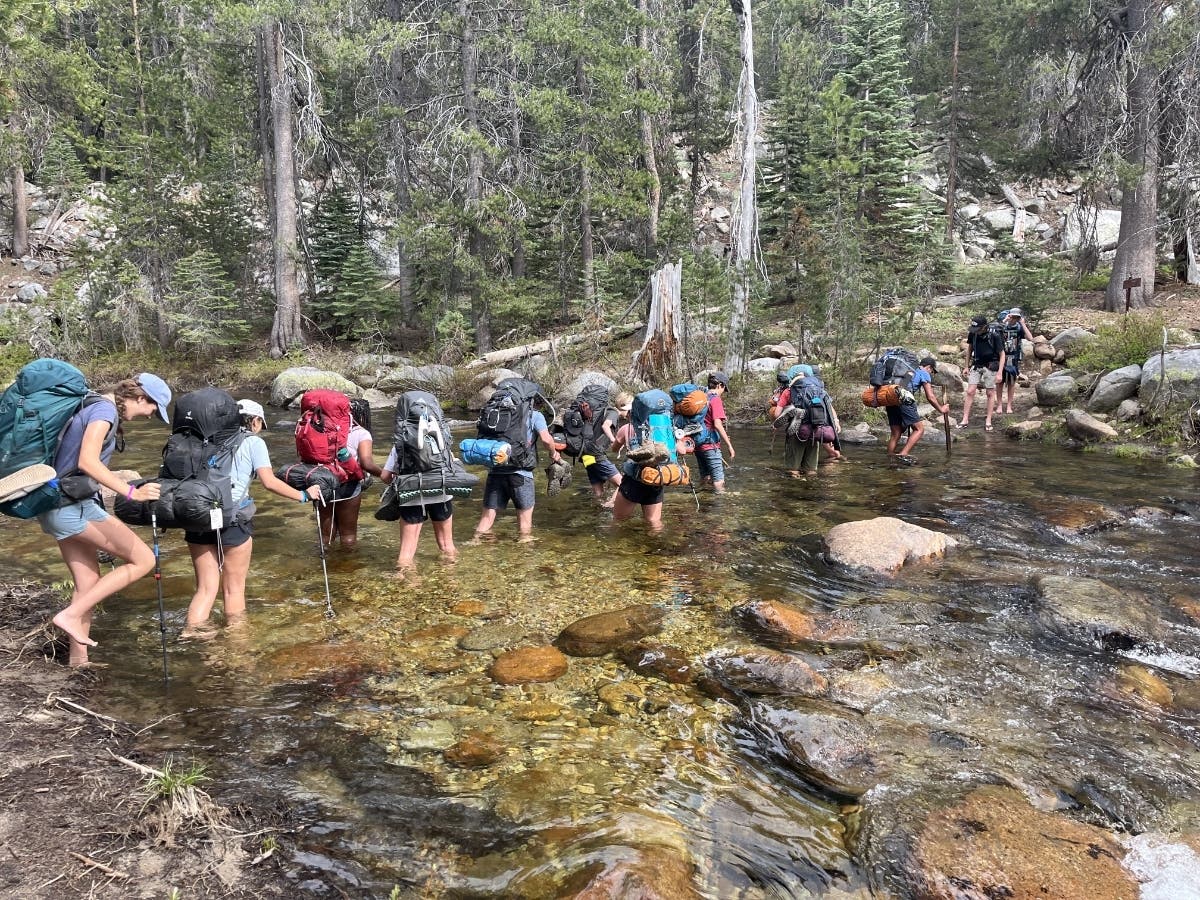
[1187,227,1200,286]
[266,20,304,356]
[459,0,491,352]
[256,29,276,222]
[1105,0,1158,311]
[632,260,684,382]
[943,1,960,241]
[724,0,759,375]
[576,40,596,319]
[636,0,660,251]
[11,164,29,258]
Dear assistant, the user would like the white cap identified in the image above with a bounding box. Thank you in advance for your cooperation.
[237,399,266,421]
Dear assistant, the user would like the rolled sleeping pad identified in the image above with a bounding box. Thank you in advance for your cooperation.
[459,437,511,468]
[275,462,340,505]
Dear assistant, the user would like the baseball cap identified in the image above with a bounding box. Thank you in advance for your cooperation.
[136,373,172,423]
[708,371,730,392]
[238,399,266,421]
[1007,307,1022,318]
[920,356,938,371]
[971,314,989,328]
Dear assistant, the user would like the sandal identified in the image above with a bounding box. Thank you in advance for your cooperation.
[984,423,994,432]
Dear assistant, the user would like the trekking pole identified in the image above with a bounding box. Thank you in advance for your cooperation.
[942,410,953,457]
[313,500,335,619]
[149,510,169,682]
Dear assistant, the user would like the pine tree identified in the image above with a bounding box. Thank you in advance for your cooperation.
[37,132,89,200]
[325,242,390,340]
[165,250,248,353]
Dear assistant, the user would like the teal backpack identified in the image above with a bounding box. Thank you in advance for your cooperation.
[0,359,92,518]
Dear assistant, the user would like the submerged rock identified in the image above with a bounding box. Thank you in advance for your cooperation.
[905,785,1135,900]
[732,600,815,641]
[619,643,694,684]
[705,650,828,698]
[489,646,568,685]
[1038,575,1158,647]
[444,730,506,768]
[459,624,529,652]
[565,844,700,900]
[824,517,958,576]
[556,605,666,657]
[1039,499,1125,536]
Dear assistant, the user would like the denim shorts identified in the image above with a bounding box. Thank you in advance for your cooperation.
[398,500,453,524]
[585,457,619,485]
[695,446,725,482]
[38,498,109,541]
[483,472,536,510]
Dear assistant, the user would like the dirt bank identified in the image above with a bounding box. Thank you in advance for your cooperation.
[0,582,289,899]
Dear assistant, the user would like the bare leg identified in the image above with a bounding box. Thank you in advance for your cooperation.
[612,490,637,522]
[900,422,926,456]
[472,508,498,541]
[60,553,101,666]
[317,501,337,548]
[887,426,902,456]
[185,543,223,630]
[600,471,621,509]
[1005,380,1016,413]
[52,518,154,650]
[334,495,362,549]
[397,521,423,568]
[984,387,997,428]
[516,506,535,542]
[959,384,977,426]
[432,517,457,560]
[217,538,253,624]
[643,502,664,533]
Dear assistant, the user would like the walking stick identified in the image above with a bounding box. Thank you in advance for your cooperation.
[313,501,335,619]
[943,410,953,457]
[149,510,169,681]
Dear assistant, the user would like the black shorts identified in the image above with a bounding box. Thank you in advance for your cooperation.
[886,402,922,431]
[398,500,453,524]
[618,477,664,507]
[185,519,254,548]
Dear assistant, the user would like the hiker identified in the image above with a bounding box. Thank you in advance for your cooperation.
[609,392,635,456]
[179,395,323,638]
[959,314,1006,431]
[613,389,687,532]
[563,384,622,507]
[998,308,1034,415]
[315,398,383,549]
[770,367,841,477]
[696,372,736,492]
[33,373,173,665]
[887,357,950,459]
[294,389,365,547]
[471,378,561,543]
[380,392,460,570]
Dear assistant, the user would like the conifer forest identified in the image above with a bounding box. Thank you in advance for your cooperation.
[2,0,1198,364]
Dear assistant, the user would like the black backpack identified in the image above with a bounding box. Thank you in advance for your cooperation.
[477,377,548,470]
[868,349,919,389]
[561,384,611,458]
[788,377,830,428]
[969,322,1003,366]
[158,388,248,530]
[392,390,454,475]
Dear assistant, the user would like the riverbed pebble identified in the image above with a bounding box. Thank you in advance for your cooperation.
[490,646,569,685]
[555,604,666,657]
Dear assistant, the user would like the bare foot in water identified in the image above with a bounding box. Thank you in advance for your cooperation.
[516,533,537,544]
[180,622,219,641]
[440,549,459,563]
[52,611,97,648]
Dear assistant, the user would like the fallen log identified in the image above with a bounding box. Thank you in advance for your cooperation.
[464,321,643,370]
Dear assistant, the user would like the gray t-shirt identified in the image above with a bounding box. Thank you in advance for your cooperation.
[53,397,118,474]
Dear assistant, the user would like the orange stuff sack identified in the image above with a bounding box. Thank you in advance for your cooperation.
[636,462,691,487]
[674,389,708,418]
[861,384,902,408]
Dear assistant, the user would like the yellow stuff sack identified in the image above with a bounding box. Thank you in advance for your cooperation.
[861,384,902,408]
[636,462,690,487]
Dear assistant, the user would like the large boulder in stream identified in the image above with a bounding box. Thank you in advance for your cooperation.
[269,366,360,406]
[824,517,958,576]
[1035,374,1078,407]
[1037,575,1159,647]
[555,604,666,657]
[704,650,828,698]
[903,785,1136,900]
[1087,365,1142,413]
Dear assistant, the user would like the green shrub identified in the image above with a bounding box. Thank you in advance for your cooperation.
[1072,312,1164,373]
[1073,268,1111,291]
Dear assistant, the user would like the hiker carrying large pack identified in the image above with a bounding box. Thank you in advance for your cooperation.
[862,348,919,408]
[117,387,251,532]
[475,377,551,471]
[560,383,613,460]
[0,359,107,517]
[966,315,1004,369]
[295,389,365,483]
[376,390,478,518]
[668,382,714,451]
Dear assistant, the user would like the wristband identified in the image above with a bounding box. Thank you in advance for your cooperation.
[299,492,309,503]
[126,484,135,500]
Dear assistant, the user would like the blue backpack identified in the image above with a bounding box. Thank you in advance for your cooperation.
[668,382,715,446]
[0,359,93,518]
[629,389,677,463]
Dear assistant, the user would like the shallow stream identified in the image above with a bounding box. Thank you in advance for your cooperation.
[5,411,1199,897]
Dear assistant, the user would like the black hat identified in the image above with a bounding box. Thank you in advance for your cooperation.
[971,314,988,328]
[920,356,938,372]
[708,371,730,391]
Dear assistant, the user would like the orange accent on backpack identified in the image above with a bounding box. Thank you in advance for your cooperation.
[636,462,691,487]
[861,384,902,408]
[674,389,708,418]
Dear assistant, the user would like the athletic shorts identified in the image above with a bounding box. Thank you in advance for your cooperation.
[695,446,725,483]
[38,498,109,542]
[585,458,619,485]
[398,500,453,524]
[483,472,536,511]
[618,477,664,507]
[185,520,254,548]
[886,402,922,431]
[968,366,998,388]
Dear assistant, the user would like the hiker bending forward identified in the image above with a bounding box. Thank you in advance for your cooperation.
[42,374,173,665]
[887,358,949,458]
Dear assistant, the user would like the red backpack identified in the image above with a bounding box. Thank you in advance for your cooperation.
[295,390,364,482]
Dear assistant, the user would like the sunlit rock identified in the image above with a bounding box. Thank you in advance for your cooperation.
[1087,365,1142,413]
[1065,408,1118,441]
[1006,419,1044,438]
[269,366,360,406]
[444,730,506,768]
[1035,374,1078,406]
[1050,326,1097,357]
[1140,349,1200,405]
[489,646,568,685]
[1114,664,1173,708]
[731,599,856,644]
[597,680,645,716]
[1038,499,1125,536]
[824,517,958,576]
[705,650,828,698]
[906,786,1136,900]
[555,605,666,657]
[619,643,694,684]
